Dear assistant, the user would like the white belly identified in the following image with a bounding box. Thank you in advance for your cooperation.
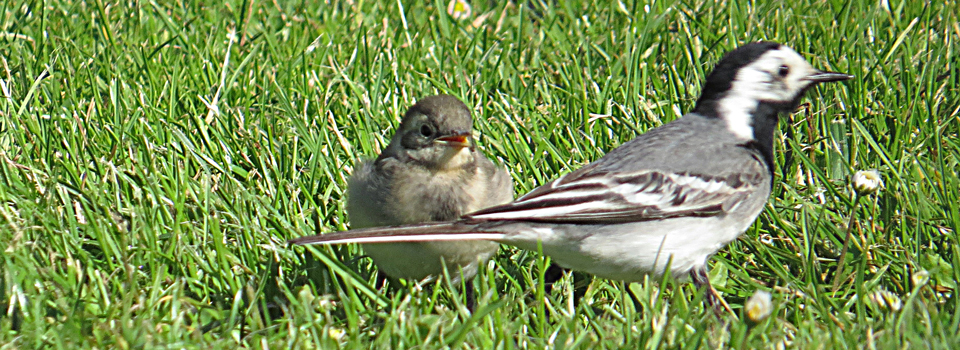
[502,205,763,281]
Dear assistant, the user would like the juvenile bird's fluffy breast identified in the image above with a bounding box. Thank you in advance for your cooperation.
[382,154,483,223]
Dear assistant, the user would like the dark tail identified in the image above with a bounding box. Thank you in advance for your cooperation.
[289,222,506,245]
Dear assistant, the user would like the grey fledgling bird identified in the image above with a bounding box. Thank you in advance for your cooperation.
[347,94,514,290]
[295,43,853,311]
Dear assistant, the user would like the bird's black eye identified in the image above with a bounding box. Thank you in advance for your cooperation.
[777,65,790,78]
[419,124,434,137]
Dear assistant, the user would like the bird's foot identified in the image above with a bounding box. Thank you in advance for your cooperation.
[691,268,734,316]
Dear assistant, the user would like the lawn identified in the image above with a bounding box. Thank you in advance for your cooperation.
[1,0,958,348]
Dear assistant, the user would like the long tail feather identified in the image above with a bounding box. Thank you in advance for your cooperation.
[289,222,506,245]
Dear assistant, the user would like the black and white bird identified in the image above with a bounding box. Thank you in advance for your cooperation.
[346,95,513,295]
[294,42,852,310]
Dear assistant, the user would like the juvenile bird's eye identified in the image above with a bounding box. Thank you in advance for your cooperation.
[777,65,790,78]
[420,124,434,137]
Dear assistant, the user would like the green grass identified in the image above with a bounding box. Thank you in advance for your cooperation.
[1,0,958,348]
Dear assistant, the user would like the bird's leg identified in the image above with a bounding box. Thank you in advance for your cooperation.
[374,271,389,291]
[543,263,590,305]
[464,280,476,312]
[542,263,566,295]
[690,268,733,315]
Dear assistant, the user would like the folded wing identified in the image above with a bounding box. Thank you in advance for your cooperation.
[465,169,763,224]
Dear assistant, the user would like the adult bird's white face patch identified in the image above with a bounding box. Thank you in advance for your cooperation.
[720,46,820,140]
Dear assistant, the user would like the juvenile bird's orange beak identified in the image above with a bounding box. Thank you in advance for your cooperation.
[435,131,471,148]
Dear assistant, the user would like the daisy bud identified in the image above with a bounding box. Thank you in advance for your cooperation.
[328,327,346,341]
[745,290,773,323]
[911,270,930,287]
[868,289,902,312]
[852,170,882,195]
[447,0,472,20]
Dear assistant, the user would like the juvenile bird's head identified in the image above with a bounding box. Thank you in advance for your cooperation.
[382,94,477,171]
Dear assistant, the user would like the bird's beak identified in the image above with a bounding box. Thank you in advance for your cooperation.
[435,130,472,148]
[805,70,855,83]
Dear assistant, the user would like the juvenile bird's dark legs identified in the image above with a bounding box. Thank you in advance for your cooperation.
[543,264,589,303]
[464,281,476,311]
[375,271,389,290]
